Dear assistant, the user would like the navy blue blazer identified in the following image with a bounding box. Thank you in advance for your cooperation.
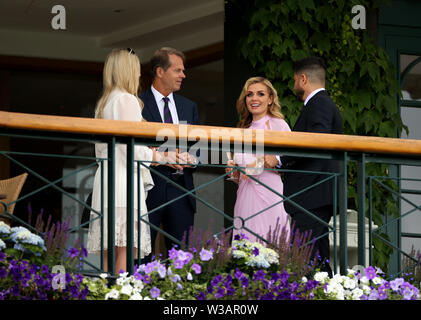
[140,88,199,212]
[282,90,343,215]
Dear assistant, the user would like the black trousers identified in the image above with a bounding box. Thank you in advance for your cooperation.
[141,179,195,264]
[290,205,333,277]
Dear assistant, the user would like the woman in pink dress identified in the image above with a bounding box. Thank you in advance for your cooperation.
[227,77,291,244]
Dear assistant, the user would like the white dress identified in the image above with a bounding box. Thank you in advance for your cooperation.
[87,89,154,258]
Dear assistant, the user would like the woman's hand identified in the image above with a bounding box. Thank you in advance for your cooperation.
[264,155,278,168]
[226,160,240,181]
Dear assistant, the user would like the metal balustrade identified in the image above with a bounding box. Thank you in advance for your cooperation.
[1,110,421,278]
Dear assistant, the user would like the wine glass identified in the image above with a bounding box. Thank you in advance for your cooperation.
[226,152,238,181]
[245,153,264,184]
[172,148,184,176]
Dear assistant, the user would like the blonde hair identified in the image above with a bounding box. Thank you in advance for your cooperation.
[236,77,284,128]
[95,49,144,119]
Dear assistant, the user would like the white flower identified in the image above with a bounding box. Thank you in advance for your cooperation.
[372,277,382,285]
[0,239,5,251]
[344,278,357,290]
[129,292,143,300]
[314,272,329,283]
[359,276,369,285]
[233,250,246,259]
[120,284,133,296]
[105,289,120,300]
[187,272,193,281]
[301,276,308,283]
[0,221,11,236]
[347,269,356,276]
[362,285,371,295]
[99,273,108,280]
[351,288,364,300]
[133,280,144,291]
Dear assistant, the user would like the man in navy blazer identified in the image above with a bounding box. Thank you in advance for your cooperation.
[282,56,343,277]
[140,47,199,259]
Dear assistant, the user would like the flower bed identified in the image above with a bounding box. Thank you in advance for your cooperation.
[1,221,420,300]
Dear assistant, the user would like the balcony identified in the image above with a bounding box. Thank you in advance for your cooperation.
[1,110,420,277]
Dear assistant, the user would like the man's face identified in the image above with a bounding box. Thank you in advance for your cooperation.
[293,73,305,101]
[160,54,186,93]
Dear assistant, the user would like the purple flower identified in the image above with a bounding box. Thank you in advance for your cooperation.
[170,274,181,283]
[215,286,225,298]
[0,267,7,279]
[157,264,167,278]
[144,262,155,274]
[252,247,260,256]
[211,275,223,287]
[173,259,184,269]
[196,292,206,300]
[199,248,213,261]
[191,263,202,274]
[149,287,160,299]
[80,245,88,258]
[390,278,404,291]
[368,289,379,300]
[234,268,244,280]
[365,266,377,280]
[0,252,5,262]
[168,247,178,260]
[253,270,266,282]
[67,248,79,258]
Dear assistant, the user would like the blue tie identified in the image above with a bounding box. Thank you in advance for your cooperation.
[163,97,173,124]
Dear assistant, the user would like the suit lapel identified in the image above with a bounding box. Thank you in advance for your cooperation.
[173,94,186,123]
[142,89,163,123]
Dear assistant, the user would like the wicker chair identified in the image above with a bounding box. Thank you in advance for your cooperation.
[0,173,28,225]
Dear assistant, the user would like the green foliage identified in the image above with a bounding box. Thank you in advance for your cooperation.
[231,0,406,272]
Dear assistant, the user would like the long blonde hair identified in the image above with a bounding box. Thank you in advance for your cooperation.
[95,48,144,118]
[236,77,284,128]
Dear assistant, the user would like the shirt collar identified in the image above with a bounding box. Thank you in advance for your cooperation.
[304,88,325,106]
[151,85,174,104]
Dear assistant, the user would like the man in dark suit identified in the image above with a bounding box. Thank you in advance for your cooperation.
[282,56,343,276]
[140,47,199,259]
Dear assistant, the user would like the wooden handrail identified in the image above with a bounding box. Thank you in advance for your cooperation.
[0,110,421,156]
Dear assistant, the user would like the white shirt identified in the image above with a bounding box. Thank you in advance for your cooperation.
[304,88,325,106]
[151,85,179,124]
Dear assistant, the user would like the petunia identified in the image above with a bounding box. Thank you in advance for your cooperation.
[191,263,202,275]
[149,287,160,299]
[199,248,213,261]
[67,247,79,258]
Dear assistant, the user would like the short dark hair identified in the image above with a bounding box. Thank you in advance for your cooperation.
[150,47,186,79]
[293,56,326,84]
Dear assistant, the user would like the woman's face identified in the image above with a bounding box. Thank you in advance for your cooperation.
[245,82,273,120]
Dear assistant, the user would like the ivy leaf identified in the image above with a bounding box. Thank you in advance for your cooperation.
[291,49,308,61]
[278,60,293,80]
[293,23,308,40]
[300,0,316,10]
[367,62,379,81]
[356,91,372,112]
[341,108,357,132]
[378,120,396,137]
[340,60,355,76]
[310,32,331,53]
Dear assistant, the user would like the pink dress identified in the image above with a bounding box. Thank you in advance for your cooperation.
[233,115,291,244]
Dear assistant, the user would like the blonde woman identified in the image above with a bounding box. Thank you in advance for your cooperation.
[226,77,291,243]
[87,48,171,273]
